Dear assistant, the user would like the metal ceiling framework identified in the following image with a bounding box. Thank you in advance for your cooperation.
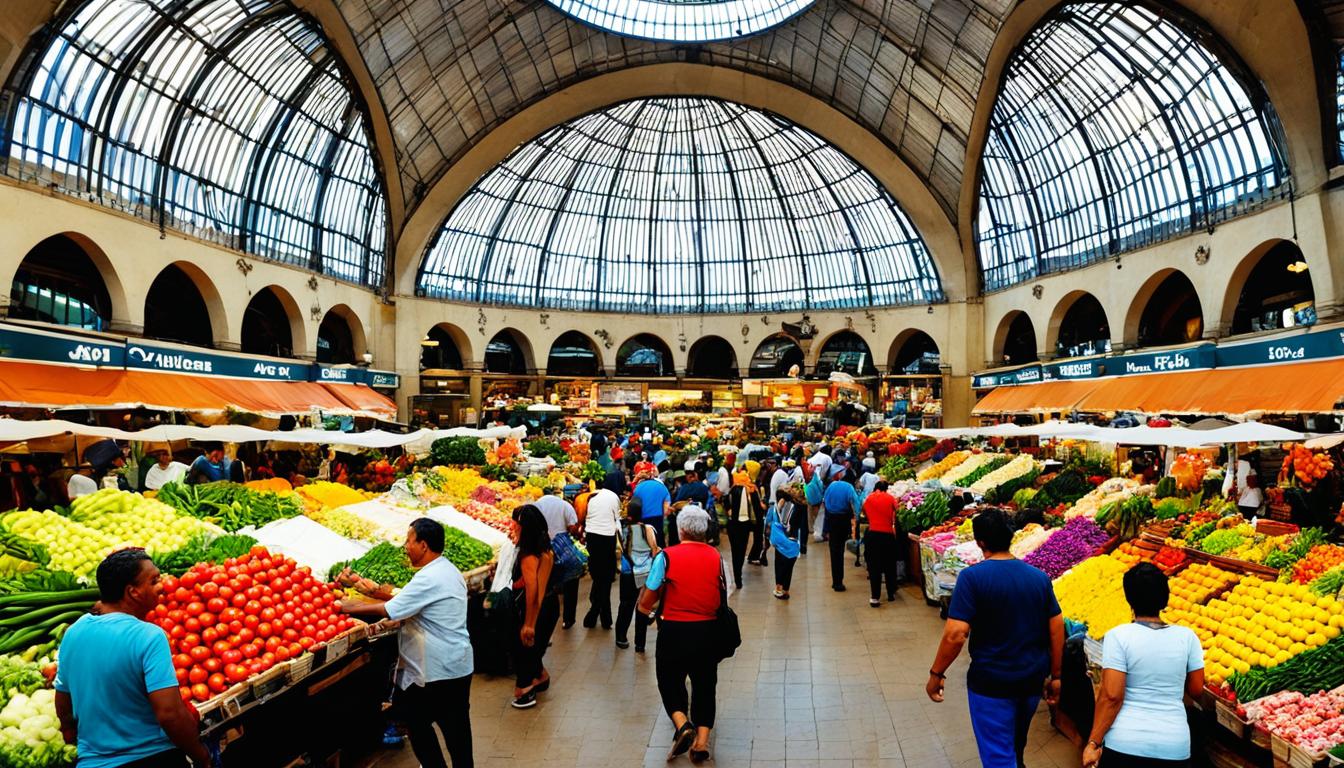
[415,97,945,314]
[0,0,389,288]
[974,1,1290,292]
[542,0,816,43]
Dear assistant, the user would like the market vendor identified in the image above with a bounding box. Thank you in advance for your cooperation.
[55,549,214,768]
[1222,444,1263,516]
[143,448,190,491]
[66,462,98,500]
[186,443,232,484]
[337,518,474,768]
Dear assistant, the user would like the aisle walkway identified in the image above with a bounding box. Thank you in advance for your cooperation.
[357,545,1079,768]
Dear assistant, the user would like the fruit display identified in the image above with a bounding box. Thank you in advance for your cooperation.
[1165,563,1240,610]
[1022,517,1110,579]
[1110,540,1156,569]
[157,482,303,532]
[0,512,119,579]
[458,500,514,534]
[916,451,968,482]
[1291,545,1344,585]
[68,489,222,556]
[1053,554,1130,639]
[152,546,358,703]
[0,687,74,768]
[1241,689,1344,756]
[1009,524,1052,559]
[971,454,1039,498]
[1064,478,1141,520]
[937,452,998,486]
[1281,444,1334,488]
[295,481,371,511]
[1170,452,1210,492]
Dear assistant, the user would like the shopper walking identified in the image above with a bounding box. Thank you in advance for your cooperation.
[632,465,673,548]
[862,480,901,607]
[582,486,622,630]
[725,470,763,588]
[55,550,213,768]
[509,505,560,709]
[638,507,724,763]
[1083,563,1204,768]
[534,486,580,629]
[766,492,800,600]
[338,518,475,767]
[615,499,661,651]
[821,466,859,591]
[926,509,1064,768]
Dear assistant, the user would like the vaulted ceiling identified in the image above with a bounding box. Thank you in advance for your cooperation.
[335,0,1010,223]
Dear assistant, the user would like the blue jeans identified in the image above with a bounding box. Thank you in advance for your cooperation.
[967,689,1039,768]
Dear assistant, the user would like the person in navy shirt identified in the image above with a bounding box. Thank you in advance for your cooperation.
[821,466,860,591]
[55,550,213,768]
[926,509,1064,768]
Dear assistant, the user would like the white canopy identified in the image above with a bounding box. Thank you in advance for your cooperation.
[913,420,1308,448]
[0,419,499,449]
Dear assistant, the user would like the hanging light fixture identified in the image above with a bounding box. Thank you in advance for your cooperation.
[420,335,440,347]
[1286,260,1309,273]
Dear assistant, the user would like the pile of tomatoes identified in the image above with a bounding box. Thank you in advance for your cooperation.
[151,546,357,703]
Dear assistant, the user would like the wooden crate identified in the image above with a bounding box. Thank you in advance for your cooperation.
[248,663,288,700]
[1214,697,1249,739]
[1271,733,1329,768]
[1252,725,1273,750]
[286,653,315,685]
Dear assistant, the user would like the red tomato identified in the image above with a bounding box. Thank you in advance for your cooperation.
[241,643,260,659]
[210,571,229,586]
[197,581,220,599]
[179,572,199,590]
[207,597,227,614]
[237,628,255,644]
[260,607,277,622]
[188,666,208,685]
[203,658,222,674]
[184,601,204,616]
[212,640,232,657]
[300,625,316,639]
[256,622,273,639]
[300,602,313,614]
[250,545,268,557]
[235,574,254,589]
[244,586,262,601]
[180,634,201,651]
[264,637,281,653]
[261,652,276,666]
[184,618,201,634]
[154,604,169,619]
[298,637,315,650]
[180,685,193,702]
[169,625,186,641]
[175,668,189,685]
[222,649,243,665]
[225,664,247,683]
[243,615,260,630]
[247,660,264,675]
[228,620,243,634]
[188,645,211,662]
[316,619,328,631]
[161,575,179,593]
[230,593,247,608]
[218,586,235,601]
[282,628,299,642]
[281,612,295,626]
[201,628,220,645]
[300,590,313,603]
[259,596,274,608]
[174,586,193,603]
[281,590,295,603]
[191,683,211,702]
[219,607,241,622]
[173,653,192,669]
[198,612,216,628]
[288,642,303,657]
[274,645,291,662]
[207,673,227,693]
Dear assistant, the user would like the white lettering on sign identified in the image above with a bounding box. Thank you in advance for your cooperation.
[1057,363,1092,378]
[67,344,111,364]
[1016,369,1040,382]
[1125,353,1193,374]
[320,368,350,381]
[1266,345,1305,361]
[251,362,292,378]
[127,346,213,373]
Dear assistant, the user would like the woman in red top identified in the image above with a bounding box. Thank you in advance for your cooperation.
[637,506,722,763]
[862,480,901,607]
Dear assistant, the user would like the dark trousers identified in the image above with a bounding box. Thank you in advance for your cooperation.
[121,751,188,768]
[749,517,765,564]
[790,504,809,554]
[655,620,719,729]
[395,675,474,768]
[774,553,797,590]
[561,577,579,627]
[865,530,900,600]
[584,532,616,627]
[667,512,680,546]
[615,572,650,649]
[726,519,754,586]
[826,514,853,588]
[513,592,560,688]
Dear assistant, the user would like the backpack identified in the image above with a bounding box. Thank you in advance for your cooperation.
[550,532,588,586]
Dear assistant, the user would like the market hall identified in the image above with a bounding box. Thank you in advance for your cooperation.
[1,0,1344,766]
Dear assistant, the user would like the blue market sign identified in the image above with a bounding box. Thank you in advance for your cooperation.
[1042,358,1102,381]
[125,341,308,381]
[1110,344,1215,376]
[367,370,400,389]
[973,365,1041,388]
[1215,328,1344,368]
[0,324,125,368]
[311,364,360,384]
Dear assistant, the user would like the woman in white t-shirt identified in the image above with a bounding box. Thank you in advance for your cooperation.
[1084,563,1204,768]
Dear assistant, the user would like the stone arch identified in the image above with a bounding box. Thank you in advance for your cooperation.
[420,322,471,370]
[889,330,942,374]
[144,261,226,347]
[241,285,307,359]
[484,328,534,374]
[686,336,738,379]
[395,63,967,302]
[992,310,1040,365]
[1124,268,1205,347]
[1221,239,1319,335]
[749,333,805,378]
[616,333,675,377]
[317,304,369,364]
[9,232,127,332]
[1047,290,1111,358]
[547,330,603,377]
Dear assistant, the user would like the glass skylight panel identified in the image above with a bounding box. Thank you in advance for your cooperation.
[419,97,941,314]
[545,0,812,42]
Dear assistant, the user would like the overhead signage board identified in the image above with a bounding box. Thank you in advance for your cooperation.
[367,370,400,389]
[125,341,308,381]
[1110,344,1215,376]
[311,364,360,384]
[595,382,645,406]
[0,324,125,368]
[973,366,1041,388]
[1215,328,1344,369]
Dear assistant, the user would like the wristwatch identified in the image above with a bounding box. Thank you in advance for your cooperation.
[929,669,946,679]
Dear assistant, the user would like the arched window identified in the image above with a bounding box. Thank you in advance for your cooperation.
[11,235,112,331]
[891,332,940,375]
[543,0,812,42]
[749,335,804,377]
[816,331,876,376]
[485,331,528,375]
[1230,242,1315,334]
[241,287,295,358]
[999,313,1038,366]
[976,2,1288,290]
[418,97,943,314]
[616,335,674,377]
[145,265,213,347]
[420,326,465,371]
[3,0,387,286]
[687,337,738,379]
[317,312,357,365]
[1137,271,1203,346]
[547,332,601,377]
[1055,294,1111,358]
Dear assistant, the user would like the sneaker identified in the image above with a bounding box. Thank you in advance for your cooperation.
[832,584,847,592]
[616,639,630,649]
[562,621,574,630]
[773,588,784,598]
[869,598,880,608]
[511,691,538,709]
[747,559,760,566]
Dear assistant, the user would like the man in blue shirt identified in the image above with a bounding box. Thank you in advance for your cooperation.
[632,472,672,548]
[186,443,231,485]
[821,465,860,591]
[927,509,1064,768]
[338,518,474,768]
[671,468,710,546]
[55,550,212,768]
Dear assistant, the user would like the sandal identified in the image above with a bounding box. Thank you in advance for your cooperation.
[533,676,550,693]
[668,721,696,761]
[690,749,710,763]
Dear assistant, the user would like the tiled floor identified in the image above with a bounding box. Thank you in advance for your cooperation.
[358,545,1080,768]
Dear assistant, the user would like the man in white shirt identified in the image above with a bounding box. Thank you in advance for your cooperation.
[534,488,581,628]
[143,449,190,491]
[714,453,736,499]
[1221,448,1263,514]
[66,465,98,500]
[337,518,473,768]
[807,446,833,480]
[581,488,622,629]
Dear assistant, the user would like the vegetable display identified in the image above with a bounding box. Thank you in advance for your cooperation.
[430,437,486,467]
[1021,517,1109,579]
[0,586,98,658]
[157,482,302,532]
[897,491,949,535]
[972,454,1038,498]
[336,543,416,587]
[69,489,221,555]
[1242,689,1344,756]
[442,527,494,572]
[916,451,968,482]
[0,512,118,579]
[0,688,75,768]
[155,534,259,577]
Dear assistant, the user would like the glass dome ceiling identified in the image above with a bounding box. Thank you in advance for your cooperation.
[417,97,944,315]
[544,0,813,42]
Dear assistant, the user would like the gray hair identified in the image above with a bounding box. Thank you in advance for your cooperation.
[677,505,711,541]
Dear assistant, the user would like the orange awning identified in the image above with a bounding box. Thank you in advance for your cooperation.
[323,383,398,419]
[973,379,1103,414]
[0,360,372,416]
[1077,359,1344,415]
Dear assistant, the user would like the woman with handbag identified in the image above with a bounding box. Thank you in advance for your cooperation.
[509,504,559,709]
[614,498,660,652]
[725,471,764,588]
[637,506,726,763]
[766,497,801,600]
